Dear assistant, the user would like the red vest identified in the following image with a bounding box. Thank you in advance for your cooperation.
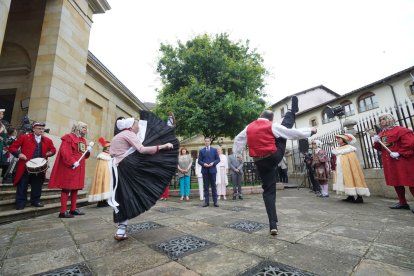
[247,120,277,157]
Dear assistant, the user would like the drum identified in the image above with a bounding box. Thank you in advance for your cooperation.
[26,158,48,174]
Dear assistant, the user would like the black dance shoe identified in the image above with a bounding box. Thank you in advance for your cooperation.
[202,203,209,207]
[291,96,299,113]
[69,209,85,215]
[389,203,410,210]
[214,203,219,207]
[31,202,44,207]
[354,196,364,204]
[59,211,74,218]
[342,196,355,203]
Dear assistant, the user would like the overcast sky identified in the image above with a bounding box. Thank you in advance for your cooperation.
[89,0,414,105]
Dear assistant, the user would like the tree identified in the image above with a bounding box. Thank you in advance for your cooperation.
[154,33,267,143]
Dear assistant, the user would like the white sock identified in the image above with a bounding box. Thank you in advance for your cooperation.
[116,220,128,236]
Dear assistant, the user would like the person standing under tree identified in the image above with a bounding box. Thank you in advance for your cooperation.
[216,147,228,200]
[228,153,244,200]
[277,156,288,183]
[198,137,220,207]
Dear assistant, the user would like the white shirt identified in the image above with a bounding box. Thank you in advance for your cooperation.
[232,118,312,154]
[34,135,42,144]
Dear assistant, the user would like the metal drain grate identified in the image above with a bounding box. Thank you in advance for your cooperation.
[34,263,93,276]
[156,207,183,213]
[240,261,317,276]
[151,235,216,260]
[225,220,267,233]
[127,221,163,233]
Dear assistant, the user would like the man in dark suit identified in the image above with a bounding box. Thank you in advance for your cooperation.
[229,153,244,200]
[198,137,220,207]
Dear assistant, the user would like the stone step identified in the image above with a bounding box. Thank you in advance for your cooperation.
[0,188,62,200]
[0,198,91,225]
[0,191,88,211]
[0,182,49,192]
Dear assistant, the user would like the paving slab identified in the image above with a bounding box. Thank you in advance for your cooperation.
[366,243,414,270]
[271,243,361,276]
[134,261,200,276]
[355,259,414,276]
[2,246,84,275]
[1,189,414,275]
[88,245,169,275]
[179,245,262,276]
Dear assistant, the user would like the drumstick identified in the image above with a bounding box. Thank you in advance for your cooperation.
[72,141,95,169]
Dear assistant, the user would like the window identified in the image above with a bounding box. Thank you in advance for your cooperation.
[309,116,318,127]
[280,107,285,117]
[340,100,355,117]
[410,83,414,95]
[322,108,336,124]
[358,92,379,112]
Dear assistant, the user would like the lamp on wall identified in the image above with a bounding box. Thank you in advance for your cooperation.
[20,98,30,110]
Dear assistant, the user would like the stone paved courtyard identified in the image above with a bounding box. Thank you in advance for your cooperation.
[1,188,414,275]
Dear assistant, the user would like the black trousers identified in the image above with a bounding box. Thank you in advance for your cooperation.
[254,111,295,230]
[15,171,45,207]
[278,167,288,183]
[203,172,217,205]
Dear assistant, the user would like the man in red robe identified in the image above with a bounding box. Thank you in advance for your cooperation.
[373,113,414,212]
[48,122,91,218]
[9,122,56,210]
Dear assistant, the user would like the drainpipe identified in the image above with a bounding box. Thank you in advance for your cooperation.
[386,83,401,120]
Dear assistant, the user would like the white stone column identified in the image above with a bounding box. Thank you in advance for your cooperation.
[29,0,94,136]
[0,0,11,55]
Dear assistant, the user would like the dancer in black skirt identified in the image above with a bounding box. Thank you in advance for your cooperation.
[109,111,179,240]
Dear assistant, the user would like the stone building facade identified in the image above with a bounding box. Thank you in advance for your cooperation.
[0,0,147,188]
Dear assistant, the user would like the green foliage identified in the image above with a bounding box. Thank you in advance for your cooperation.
[154,33,267,143]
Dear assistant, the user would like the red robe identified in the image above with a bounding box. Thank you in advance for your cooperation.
[373,126,414,187]
[8,133,56,186]
[48,133,90,190]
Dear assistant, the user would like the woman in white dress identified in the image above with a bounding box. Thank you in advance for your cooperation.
[216,148,228,200]
[195,158,204,200]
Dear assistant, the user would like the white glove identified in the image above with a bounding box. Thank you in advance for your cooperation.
[87,145,93,152]
[72,161,80,168]
[390,152,400,159]
[372,135,380,143]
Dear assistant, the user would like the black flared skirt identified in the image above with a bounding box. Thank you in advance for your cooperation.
[113,111,179,223]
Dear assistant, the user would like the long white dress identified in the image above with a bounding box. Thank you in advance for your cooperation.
[216,154,228,197]
[195,158,204,200]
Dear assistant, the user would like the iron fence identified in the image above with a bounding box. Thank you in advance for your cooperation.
[297,100,414,170]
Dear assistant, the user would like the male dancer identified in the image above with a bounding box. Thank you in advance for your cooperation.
[233,97,316,235]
